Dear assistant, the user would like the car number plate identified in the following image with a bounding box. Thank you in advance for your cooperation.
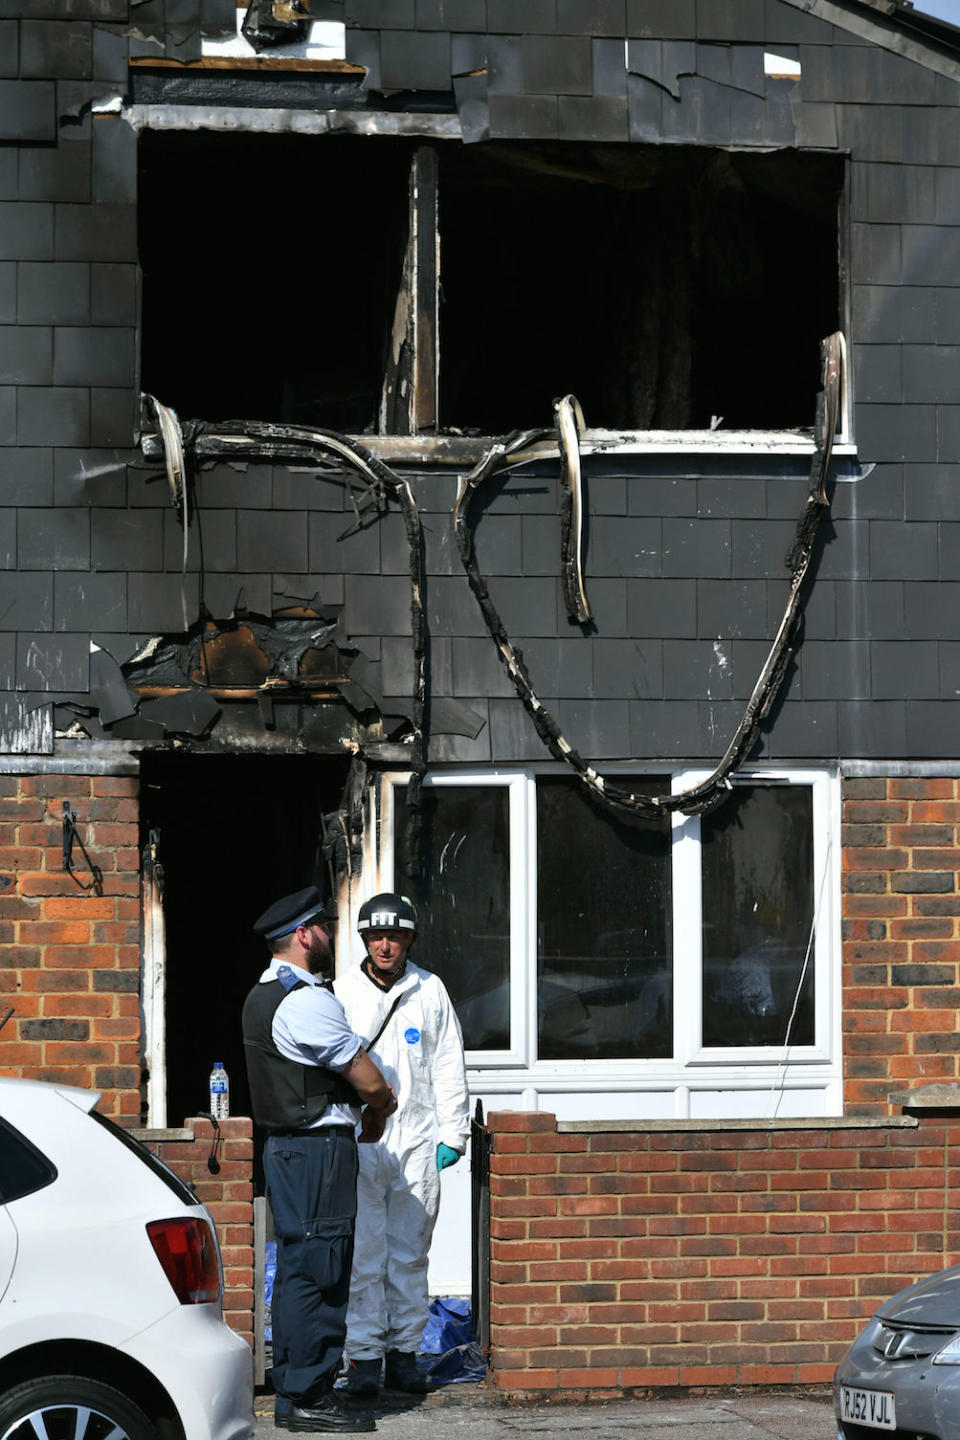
[839,1386,896,1430]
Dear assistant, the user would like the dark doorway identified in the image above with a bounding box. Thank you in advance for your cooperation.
[139,752,350,1130]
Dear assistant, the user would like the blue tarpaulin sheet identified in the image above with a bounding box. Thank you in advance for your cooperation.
[418,1298,486,1385]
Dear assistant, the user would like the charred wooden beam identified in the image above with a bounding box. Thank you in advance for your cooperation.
[380,145,440,436]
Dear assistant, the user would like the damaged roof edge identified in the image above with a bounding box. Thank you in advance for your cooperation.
[794,0,960,80]
[95,99,463,139]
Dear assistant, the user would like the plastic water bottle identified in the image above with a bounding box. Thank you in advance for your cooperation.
[209,1062,229,1120]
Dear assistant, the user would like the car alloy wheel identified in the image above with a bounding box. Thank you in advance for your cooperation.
[0,1376,158,1440]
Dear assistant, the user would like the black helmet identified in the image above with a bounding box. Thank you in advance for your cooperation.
[357,892,418,936]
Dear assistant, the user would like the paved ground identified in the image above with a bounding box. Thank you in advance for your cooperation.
[254,1387,837,1439]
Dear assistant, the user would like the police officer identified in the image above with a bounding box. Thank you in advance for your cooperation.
[243,886,397,1435]
[334,893,469,1397]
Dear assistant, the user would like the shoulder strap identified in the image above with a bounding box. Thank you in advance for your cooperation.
[367,992,404,1051]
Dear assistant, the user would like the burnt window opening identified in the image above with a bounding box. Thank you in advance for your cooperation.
[139,131,843,437]
[138,131,410,432]
[439,143,843,433]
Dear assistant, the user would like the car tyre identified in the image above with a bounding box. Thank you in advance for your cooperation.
[0,1375,160,1440]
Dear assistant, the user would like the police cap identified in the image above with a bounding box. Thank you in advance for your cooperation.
[253,885,326,942]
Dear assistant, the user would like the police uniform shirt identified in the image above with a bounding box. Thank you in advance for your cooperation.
[259,957,365,1128]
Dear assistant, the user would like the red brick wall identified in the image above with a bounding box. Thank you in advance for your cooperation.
[0,772,142,1119]
[487,1110,960,1397]
[144,1116,255,1344]
[0,772,257,1346]
[843,776,960,1113]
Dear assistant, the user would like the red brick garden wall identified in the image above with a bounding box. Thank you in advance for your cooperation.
[486,1109,960,1396]
[843,776,960,1113]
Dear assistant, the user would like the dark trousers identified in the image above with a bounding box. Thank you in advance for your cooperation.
[265,1128,359,1409]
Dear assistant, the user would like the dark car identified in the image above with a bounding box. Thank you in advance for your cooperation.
[835,1263,960,1438]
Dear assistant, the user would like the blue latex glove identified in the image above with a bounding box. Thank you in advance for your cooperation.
[436,1143,461,1172]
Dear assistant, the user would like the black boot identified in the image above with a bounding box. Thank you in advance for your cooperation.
[384,1349,433,1394]
[275,1393,376,1433]
[343,1358,382,1398]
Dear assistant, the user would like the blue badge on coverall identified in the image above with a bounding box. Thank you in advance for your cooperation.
[404,1027,421,1044]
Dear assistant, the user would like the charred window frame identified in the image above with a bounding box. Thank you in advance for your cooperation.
[383,768,841,1118]
[139,133,846,440]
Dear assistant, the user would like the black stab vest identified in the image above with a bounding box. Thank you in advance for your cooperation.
[241,976,360,1134]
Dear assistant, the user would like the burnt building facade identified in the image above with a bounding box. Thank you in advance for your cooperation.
[4,0,960,1392]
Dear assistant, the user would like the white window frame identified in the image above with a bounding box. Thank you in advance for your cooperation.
[381,765,842,1116]
[381,769,531,1067]
[671,767,838,1068]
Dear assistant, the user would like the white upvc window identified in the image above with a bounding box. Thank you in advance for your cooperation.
[382,765,841,1119]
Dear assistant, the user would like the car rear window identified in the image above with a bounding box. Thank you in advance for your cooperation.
[90,1111,199,1206]
[0,1118,57,1203]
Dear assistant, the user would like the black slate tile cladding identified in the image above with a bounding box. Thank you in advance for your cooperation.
[54,203,137,262]
[379,29,451,90]
[0,573,53,631]
[17,631,89,691]
[17,387,89,447]
[20,20,93,77]
[0,202,54,259]
[162,508,236,573]
[89,388,136,448]
[626,0,695,38]
[558,0,625,37]
[128,573,200,632]
[54,450,127,508]
[0,390,14,446]
[0,510,13,567]
[593,637,662,700]
[18,262,90,325]
[69,458,134,517]
[519,33,592,93]
[92,509,163,571]
[799,641,870,700]
[0,449,53,506]
[54,571,126,632]
[451,637,516,698]
[0,80,56,141]
[19,142,91,205]
[0,20,17,73]
[0,220,23,299]
[0,2,958,760]
[90,263,137,326]
[0,326,52,385]
[18,506,89,570]
[417,0,485,30]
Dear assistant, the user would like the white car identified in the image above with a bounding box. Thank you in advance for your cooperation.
[0,1077,255,1440]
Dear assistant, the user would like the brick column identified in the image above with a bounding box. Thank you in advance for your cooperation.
[843,776,960,1114]
[0,772,142,1117]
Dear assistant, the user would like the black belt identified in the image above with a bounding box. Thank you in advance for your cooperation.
[270,1124,355,1137]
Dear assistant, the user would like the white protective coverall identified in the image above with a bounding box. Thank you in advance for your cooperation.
[334,957,470,1359]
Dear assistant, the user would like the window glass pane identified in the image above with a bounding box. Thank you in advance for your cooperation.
[537,777,672,1060]
[0,1119,56,1203]
[395,784,511,1050]
[701,785,815,1048]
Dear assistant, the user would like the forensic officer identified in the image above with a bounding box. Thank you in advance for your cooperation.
[334,893,470,1397]
[242,886,397,1435]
